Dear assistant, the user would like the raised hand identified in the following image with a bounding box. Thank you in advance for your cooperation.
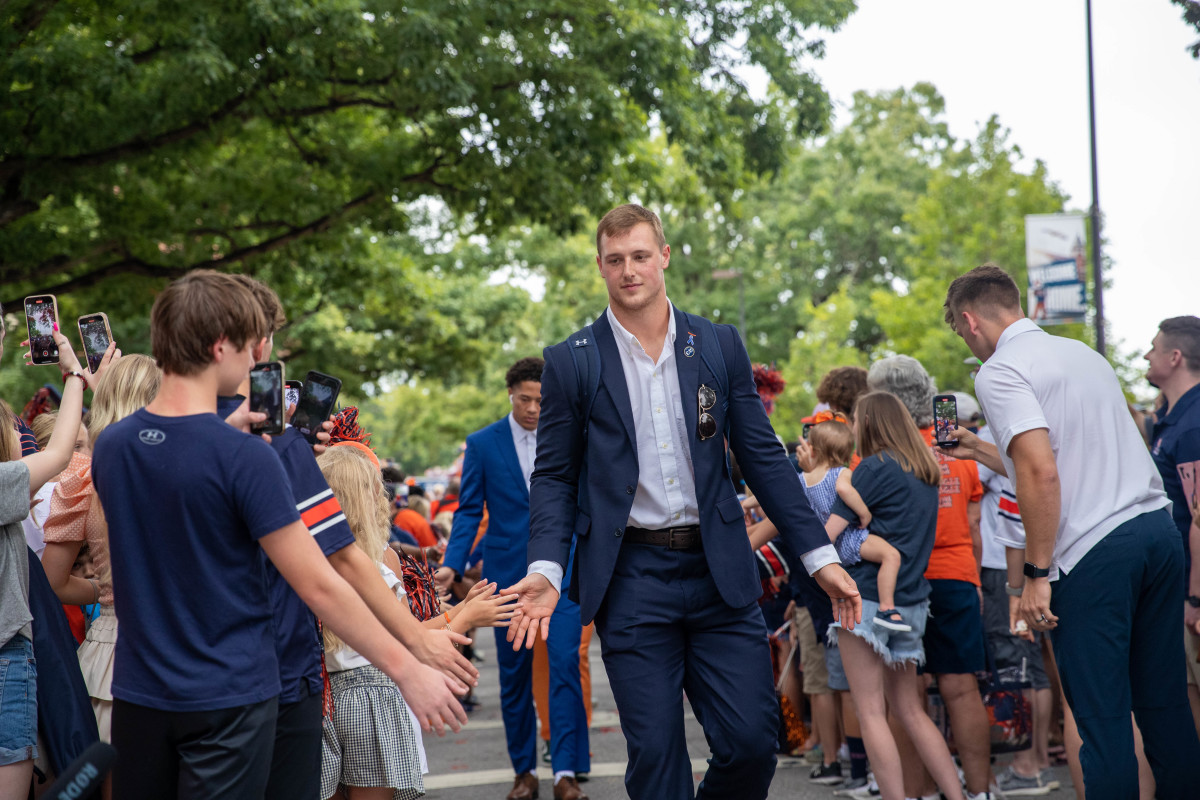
[393,661,470,737]
[500,573,559,650]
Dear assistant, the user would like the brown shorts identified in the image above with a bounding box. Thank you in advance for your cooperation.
[793,605,831,695]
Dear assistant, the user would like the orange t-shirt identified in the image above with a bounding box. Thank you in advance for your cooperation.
[920,427,983,585]
[393,507,438,548]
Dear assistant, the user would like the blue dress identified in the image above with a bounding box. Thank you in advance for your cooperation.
[802,468,869,565]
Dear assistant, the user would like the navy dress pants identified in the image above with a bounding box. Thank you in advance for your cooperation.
[492,582,590,775]
[1051,509,1200,800]
[594,542,778,800]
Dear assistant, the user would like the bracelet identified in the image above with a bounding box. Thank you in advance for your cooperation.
[443,610,452,631]
[64,370,87,384]
[1005,583,1024,597]
[89,579,99,604]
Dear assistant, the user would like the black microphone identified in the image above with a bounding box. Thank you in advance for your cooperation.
[45,741,116,800]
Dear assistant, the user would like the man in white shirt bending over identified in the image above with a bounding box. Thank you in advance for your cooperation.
[939,263,1200,800]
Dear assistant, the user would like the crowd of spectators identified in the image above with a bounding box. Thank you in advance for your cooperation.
[2,264,1199,800]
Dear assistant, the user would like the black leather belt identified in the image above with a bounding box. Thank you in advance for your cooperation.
[625,525,702,550]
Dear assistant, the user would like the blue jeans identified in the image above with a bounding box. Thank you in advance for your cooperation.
[0,635,37,766]
[1051,509,1200,800]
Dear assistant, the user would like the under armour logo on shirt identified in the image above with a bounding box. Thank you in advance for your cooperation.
[574,338,589,347]
[138,429,166,445]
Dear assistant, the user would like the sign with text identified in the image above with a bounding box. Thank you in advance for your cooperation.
[1025,214,1087,326]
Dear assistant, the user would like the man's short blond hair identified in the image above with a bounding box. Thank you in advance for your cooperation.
[596,204,666,254]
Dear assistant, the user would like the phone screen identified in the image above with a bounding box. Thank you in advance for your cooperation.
[933,395,959,447]
[78,315,112,373]
[284,381,301,410]
[802,422,813,440]
[292,372,342,444]
[24,296,59,365]
[249,363,285,435]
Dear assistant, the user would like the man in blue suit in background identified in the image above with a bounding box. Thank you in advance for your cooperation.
[504,204,863,800]
[437,358,590,800]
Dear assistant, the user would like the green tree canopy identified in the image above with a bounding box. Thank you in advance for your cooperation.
[0,0,856,402]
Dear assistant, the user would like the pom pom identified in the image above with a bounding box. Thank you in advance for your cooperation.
[752,363,786,415]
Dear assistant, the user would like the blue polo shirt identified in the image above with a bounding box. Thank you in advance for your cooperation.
[1150,382,1200,585]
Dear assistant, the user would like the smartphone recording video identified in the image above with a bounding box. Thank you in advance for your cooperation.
[933,394,959,448]
[249,362,285,436]
[284,380,302,411]
[24,295,59,365]
[292,371,342,444]
[77,313,113,373]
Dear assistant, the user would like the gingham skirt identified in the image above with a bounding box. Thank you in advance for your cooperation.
[320,664,424,800]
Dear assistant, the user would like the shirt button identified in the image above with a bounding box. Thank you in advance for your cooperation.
[661,443,669,449]
[668,478,675,485]
[614,527,623,537]
[656,407,662,413]
[625,485,635,495]
[673,512,681,520]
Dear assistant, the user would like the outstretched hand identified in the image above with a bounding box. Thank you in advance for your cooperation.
[813,563,862,631]
[393,661,470,737]
[500,573,559,650]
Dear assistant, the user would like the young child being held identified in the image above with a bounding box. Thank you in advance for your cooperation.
[797,418,911,632]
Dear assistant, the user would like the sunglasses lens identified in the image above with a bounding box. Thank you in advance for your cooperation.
[698,386,716,408]
[698,412,717,440]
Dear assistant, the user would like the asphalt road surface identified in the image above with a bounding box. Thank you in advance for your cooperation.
[421,629,1074,800]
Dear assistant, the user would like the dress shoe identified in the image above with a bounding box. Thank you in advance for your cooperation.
[506,772,539,800]
[553,776,588,800]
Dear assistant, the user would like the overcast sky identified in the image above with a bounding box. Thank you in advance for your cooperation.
[814,0,1199,380]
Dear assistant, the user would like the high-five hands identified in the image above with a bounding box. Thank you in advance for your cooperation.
[499,573,559,650]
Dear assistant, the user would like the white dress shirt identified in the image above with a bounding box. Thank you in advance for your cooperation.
[976,317,1168,579]
[508,412,537,490]
[606,304,700,529]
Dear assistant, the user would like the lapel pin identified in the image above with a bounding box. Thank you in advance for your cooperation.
[684,345,695,358]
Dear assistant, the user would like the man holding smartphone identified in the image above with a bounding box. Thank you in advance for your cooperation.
[941,265,1200,800]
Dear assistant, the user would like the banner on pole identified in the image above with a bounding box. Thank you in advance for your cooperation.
[1025,214,1087,326]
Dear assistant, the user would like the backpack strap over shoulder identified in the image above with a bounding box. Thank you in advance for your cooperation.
[687,313,729,397]
[566,324,601,438]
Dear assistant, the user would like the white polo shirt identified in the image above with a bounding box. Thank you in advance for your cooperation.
[975,318,1168,580]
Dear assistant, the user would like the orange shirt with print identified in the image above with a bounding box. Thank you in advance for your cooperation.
[920,426,983,585]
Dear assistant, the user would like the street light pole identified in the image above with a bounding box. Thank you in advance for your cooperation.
[1086,0,1107,357]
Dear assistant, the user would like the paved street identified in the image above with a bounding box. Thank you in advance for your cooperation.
[421,630,1075,800]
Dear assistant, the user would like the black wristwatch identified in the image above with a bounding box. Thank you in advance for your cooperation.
[1187,595,1200,609]
[1023,562,1051,579]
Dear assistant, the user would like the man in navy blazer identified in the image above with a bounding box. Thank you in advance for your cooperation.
[504,205,862,800]
[438,358,590,800]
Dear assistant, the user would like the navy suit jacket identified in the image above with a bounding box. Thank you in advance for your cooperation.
[444,417,536,589]
[529,307,830,625]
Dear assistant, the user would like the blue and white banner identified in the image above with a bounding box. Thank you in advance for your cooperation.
[1025,213,1087,326]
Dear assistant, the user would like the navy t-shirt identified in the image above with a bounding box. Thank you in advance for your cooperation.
[830,452,939,606]
[93,409,301,712]
[266,428,355,703]
[1150,382,1200,588]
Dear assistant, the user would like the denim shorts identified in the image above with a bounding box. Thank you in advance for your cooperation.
[823,640,850,692]
[829,597,929,667]
[0,635,38,766]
